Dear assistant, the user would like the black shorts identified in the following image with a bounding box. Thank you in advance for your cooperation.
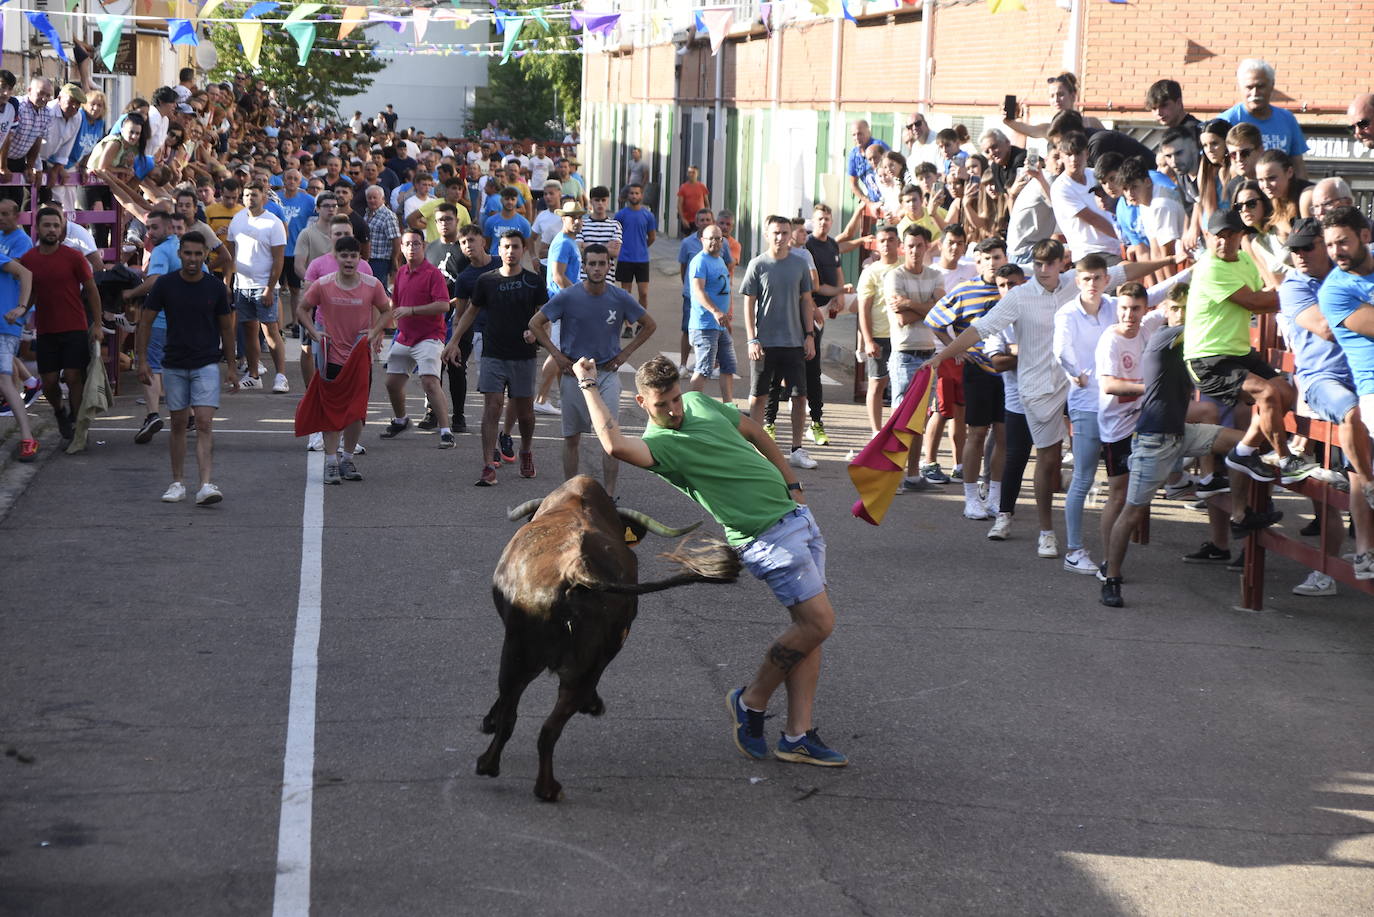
[1101,437,1132,477]
[750,345,806,399]
[281,255,302,290]
[36,330,89,374]
[615,260,649,284]
[962,361,1005,427]
[1187,350,1277,406]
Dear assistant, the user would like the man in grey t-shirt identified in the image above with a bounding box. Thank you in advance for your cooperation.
[741,214,818,469]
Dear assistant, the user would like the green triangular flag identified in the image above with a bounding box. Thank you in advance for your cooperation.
[530,9,549,32]
[500,17,524,63]
[97,15,123,71]
[284,21,317,65]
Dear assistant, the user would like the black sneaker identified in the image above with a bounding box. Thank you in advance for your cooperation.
[1182,541,1231,564]
[1100,577,1124,608]
[55,407,74,441]
[438,431,455,449]
[1224,447,1276,482]
[498,430,516,463]
[184,414,196,433]
[1230,508,1283,537]
[134,412,163,444]
[1226,548,1246,572]
[1194,473,1229,497]
[380,417,410,438]
[452,416,467,434]
[417,410,438,431]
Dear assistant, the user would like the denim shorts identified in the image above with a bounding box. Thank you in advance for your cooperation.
[1126,425,1222,506]
[738,505,827,607]
[1301,377,1359,425]
[235,286,278,324]
[0,331,19,368]
[689,327,737,379]
[163,363,221,411]
[888,350,933,401]
[146,326,165,373]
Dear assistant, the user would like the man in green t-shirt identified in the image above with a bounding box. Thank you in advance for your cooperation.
[572,353,848,767]
[1185,207,1315,484]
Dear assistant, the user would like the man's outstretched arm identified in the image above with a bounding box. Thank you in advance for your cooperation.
[573,357,655,467]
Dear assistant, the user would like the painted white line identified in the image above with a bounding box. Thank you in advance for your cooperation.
[89,427,297,434]
[272,451,324,917]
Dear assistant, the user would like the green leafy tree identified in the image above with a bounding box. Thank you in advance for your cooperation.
[206,9,387,117]
[468,3,581,138]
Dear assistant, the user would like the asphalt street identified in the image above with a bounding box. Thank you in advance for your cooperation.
[2,244,1373,916]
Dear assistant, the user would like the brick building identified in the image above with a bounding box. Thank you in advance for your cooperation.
[580,0,1373,260]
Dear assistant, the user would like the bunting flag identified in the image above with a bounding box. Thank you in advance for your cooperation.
[338,5,366,39]
[242,1,279,19]
[25,12,67,61]
[284,21,316,64]
[236,20,263,68]
[699,7,733,55]
[368,11,406,33]
[759,2,773,31]
[987,0,1027,11]
[570,11,620,35]
[196,0,227,21]
[167,18,198,46]
[841,0,858,23]
[285,2,323,23]
[97,15,123,70]
[411,8,430,42]
[499,15,524,63]
[809,0,833,15]
[693,11,705,32]
[848,366,935,526]
[530,8,549,31]
[431,9,472,28]
[491,8,508,34]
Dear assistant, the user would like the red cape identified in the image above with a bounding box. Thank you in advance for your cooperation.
[294,343,372,436]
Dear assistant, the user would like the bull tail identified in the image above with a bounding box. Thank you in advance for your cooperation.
[592,537,741,595]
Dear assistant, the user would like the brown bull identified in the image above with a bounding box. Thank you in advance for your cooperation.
[476,475,740,801]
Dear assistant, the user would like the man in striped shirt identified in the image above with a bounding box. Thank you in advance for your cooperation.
[924,237,1008,521]
[577,186,621,280]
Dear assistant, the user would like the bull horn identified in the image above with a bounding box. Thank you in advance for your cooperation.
[507,499,543,522]
[617,507,702,538]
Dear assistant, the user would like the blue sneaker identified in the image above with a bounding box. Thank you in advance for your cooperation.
[726,687,768,760]
[775,729,849,767]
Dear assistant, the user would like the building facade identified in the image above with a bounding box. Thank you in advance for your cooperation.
[581,0,1374,262]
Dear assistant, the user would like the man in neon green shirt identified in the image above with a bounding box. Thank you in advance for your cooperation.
[573,353,848,768]
[1185,207,1316,483]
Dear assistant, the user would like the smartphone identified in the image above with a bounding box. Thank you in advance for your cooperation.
[1003,94,1018,120]
[1026,151,1042,170]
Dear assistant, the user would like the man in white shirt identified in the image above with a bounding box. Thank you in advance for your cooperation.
[1120,159,1185,282]
[528,142,554,190]
[530,181,564,269]
[225,182,288,391]
[42,83,84,196]
[1050,131,1120,264]
[146,87,178,162]
[402,172,437,223]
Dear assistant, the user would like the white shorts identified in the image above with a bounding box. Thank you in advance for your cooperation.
[385,338,443,377]
[1022,389,1069,449]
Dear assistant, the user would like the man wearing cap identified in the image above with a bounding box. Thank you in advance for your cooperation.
[1185,207,1316,485]
[1276,215,1372,591]
[41,83,85,202]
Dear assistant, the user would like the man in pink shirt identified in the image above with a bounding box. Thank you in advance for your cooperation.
[381,228,455,447]
[297,236,391,483]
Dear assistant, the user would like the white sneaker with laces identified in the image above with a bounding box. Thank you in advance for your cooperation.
[1063,548,1098,574]
[1037,531,1059,558]
[987,512,1012,541]
[963,500,992,521]
[272,373,290,393]
[257,362,268,376]
[239,375,262,389]
[788,446,818,469]
[307,432,324,452]
[195,483,223,506]
[533,400,561,415]
[1292,570,1337,596]
[161,481,186,503]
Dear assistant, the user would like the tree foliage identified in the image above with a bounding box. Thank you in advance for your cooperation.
[206,9,387,117]
[467,2,581,138]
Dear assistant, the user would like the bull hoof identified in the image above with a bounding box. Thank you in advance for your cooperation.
[480,713,496,734]
[475,753,500,778]
[579,693,605,717]
[534,778,563,802]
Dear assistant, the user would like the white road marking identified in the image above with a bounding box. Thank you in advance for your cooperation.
[272,451,324,916]
[614,352,839,387]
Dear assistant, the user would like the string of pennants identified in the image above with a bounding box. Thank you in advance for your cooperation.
[3,1,1122,71]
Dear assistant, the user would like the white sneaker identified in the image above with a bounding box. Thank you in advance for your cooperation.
[1063,548,1098,574]
[195,483,223,506]
[161,481,186,503]
[1353,552,1374,581]
[257,362,268,376]
[788,446,818,469]
[307,432,324,452]
[1037,531,1059,558]
[239,375,262,389]
[532,400,561,415]
[352,443,367,456]
[963,500,992,521]
[987,512,1012,541]
[1292,570,1337,596]
[272,373,290,393]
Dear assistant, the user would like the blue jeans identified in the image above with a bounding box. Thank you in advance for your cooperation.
[1065,408,1101,551]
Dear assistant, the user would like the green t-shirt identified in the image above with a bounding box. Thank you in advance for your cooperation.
[1183,250,1263,361]
[642,392,796,545]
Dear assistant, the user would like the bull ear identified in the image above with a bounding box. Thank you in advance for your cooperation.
[506,499,543,522]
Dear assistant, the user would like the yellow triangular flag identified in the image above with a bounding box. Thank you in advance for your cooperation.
[987,0,1027,12]
[236,21,264,69]
[196,0,226,21]
[338,5,367,40]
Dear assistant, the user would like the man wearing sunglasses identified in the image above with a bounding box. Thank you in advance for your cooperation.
[903,111,940,169]
[1348,93,1374,149]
